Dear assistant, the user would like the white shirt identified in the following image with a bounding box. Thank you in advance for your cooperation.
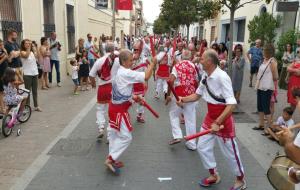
[89,53,120,86]
[84,41,95,60]
[174,50,182,62]
[71,66,78,79]
[257,59,275,91]
[196,67,237,105]
[276,116,294,128]
[21,52,39,76]
[112,66,145,104]
[49,39,60,61]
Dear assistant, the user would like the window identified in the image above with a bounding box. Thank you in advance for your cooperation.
[66,4,75,54]
[0,0,22,41]
[199,26,204,40]
[210,26,216,43]
[43,0,55,37]
[237,19,245,42]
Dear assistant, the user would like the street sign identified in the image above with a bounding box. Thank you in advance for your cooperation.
[95,0,108,9]
[277,1,299,12]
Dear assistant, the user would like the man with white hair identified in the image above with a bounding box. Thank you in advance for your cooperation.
[105,49,157,174]
[132,39,151,123]
[90,42,120,139]
[178,49,246,189]
[165,49,198,150]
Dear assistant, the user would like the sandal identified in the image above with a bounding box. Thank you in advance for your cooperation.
[199,175,221,187]
[252,126,264,130]
[105,160,120,175]
[261,132,270,136]
[229,181,247,190]
[34,107,42,112]
[169,138,181,145]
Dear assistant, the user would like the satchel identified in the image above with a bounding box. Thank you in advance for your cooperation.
[255,58,273,90]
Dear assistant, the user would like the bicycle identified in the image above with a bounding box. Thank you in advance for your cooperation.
[2,88,32,137]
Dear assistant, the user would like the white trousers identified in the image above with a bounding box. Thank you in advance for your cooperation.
[135,95,145,114]
[296,184,300,190]
[107,119,132,161]
[169,99,197,149]
[156,78,168,95]
[96,103,108,130]
[197,129,245,178]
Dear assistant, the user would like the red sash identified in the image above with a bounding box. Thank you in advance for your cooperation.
[97,83,112,103]
[97,58,112,81]
[202,103,235,138]
[108,101,133,132]
[156,64,170,79]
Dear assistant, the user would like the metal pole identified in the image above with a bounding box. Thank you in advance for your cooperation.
[112,0,116,41]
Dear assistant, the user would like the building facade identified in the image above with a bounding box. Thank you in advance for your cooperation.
[178,0,300,50]
[0,0,145,76]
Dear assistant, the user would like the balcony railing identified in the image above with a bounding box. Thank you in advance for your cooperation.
[1,20,23,32]
[44,24,56,33]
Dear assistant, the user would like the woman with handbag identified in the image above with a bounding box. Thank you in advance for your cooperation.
[253,44,278,135]
[287,50,300,111]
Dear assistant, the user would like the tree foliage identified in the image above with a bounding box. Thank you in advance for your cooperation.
[248,12,281,46]
[277,29,300,53]
[153,15,169,34]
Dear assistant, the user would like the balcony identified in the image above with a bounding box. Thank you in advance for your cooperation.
[1,20,23,32]
[44,24,56,33]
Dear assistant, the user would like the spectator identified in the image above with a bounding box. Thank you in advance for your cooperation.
[287,50,300,111]
[4,28,23,83]
[0,39,8,114]
[70,59,79,95]
[247,39,263,87]
[39,37,51,90]
[114,37,121,50]
[211,43,220,54]
[295,39,300,61]
[279,43,295,90]
[93,37,99,55]
[127,35,131,50]
[278,88,300,190]
[218,42,228,61]
[49,32,62,87]
[79,50,89,91]
[84,33,97,69]
[98,36,104,57]
[32,41,43,82]
[253,44,278,135]
[232,44,245,104]
[75,38,85,62]
[20,39,42,112]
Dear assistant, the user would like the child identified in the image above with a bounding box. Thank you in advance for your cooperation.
[105,49,156,174]
[267,106,294,141]
[79,50,90,91]
[2,68,28,115]
[70,59,79,95]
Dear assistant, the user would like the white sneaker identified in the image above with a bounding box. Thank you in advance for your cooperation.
[97,128,105,139]
[57,83,62,87]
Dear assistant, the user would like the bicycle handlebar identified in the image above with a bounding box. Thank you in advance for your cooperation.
[18,88,30,95]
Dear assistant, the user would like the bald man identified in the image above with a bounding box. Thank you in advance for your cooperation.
[179,49,246,189]
[132,40,151,123]
[106,49,156,174]
[166,49,198,150]
[89,42,119,139]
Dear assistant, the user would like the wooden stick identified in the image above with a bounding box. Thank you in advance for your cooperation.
[167,81,179,101]
[184,129,212,141]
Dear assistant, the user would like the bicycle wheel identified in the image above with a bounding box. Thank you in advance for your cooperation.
[2,114,12,137]
[17,105,32,123]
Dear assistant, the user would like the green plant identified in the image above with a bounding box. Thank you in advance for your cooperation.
[248,12,281,46]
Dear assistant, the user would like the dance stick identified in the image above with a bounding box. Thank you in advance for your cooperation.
[140,99,159,118]
[149,36,156,57]
[90,50,100,59]
[167,81,179,101]
[184,129,212,141]
[133,96,159,118]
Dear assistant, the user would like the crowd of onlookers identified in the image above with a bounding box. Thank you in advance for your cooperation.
[0,29,64,114]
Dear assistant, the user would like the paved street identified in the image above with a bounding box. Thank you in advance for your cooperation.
[0,68,294,190]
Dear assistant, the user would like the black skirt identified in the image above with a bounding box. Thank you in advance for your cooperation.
[79,64,90,77]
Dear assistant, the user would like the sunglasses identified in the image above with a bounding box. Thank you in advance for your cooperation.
[133,49,139,52]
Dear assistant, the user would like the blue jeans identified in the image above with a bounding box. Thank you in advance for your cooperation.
[49,60,61,83]
[89,59,95,69]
